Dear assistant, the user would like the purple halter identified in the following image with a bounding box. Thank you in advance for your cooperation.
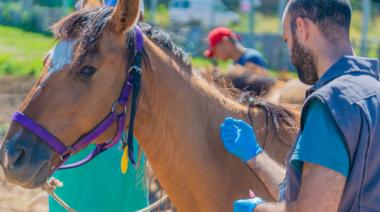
[11,26,144,172]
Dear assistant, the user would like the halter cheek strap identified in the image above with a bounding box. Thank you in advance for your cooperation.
[11,26,143,173]
[124,26,144,166]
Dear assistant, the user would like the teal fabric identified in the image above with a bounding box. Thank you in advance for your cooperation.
[290,100,349,177]
[49,139,147,212]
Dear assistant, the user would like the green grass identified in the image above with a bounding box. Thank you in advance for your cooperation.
[192,57,232,70]
[145,4,170,27]
[0,25,55,76]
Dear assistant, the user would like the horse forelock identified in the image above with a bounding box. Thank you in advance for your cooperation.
[51,7,114,64]
[50,7,191,67]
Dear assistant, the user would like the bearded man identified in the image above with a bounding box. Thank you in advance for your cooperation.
[220,0,380,211]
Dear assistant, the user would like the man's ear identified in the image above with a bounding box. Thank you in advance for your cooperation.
[222,36,230,44]
[295,17,311,43]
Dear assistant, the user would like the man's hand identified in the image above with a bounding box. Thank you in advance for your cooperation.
[220,117,263,162]
[234,197,264,212]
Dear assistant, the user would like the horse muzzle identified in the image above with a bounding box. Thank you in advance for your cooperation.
[0,127,54,188]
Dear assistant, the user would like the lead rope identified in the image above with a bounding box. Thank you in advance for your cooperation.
[135,194,169,212]
[43,177,168,212]
[42,178,77,212]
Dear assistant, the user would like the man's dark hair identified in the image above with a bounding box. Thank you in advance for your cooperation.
[288,0,352,41]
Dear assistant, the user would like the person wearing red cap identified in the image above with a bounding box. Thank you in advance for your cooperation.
[204,27,267,69]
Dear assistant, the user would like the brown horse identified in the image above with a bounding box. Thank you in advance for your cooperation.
[0,1,299,211]
[206,65,309,106]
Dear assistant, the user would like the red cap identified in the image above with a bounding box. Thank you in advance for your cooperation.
[204,27,238,58]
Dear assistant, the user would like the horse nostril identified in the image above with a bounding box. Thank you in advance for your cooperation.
[8,146,29,168]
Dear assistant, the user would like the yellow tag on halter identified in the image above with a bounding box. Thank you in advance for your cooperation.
[121,146,129,174]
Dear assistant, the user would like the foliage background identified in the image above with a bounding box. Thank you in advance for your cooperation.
[0,0,379,76]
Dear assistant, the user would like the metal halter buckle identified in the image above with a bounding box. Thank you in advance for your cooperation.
[111,101,127,116]
[60,146,73,161]
[128,65,141,74]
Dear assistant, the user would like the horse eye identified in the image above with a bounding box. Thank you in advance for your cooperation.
[79,66,97,77]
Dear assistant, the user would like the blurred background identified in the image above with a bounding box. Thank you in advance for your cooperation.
[0,0,379,211]
[0,0,379,76]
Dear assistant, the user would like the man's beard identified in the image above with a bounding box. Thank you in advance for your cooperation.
[291,37,319,85]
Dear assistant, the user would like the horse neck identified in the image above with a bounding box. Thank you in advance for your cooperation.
[133,39,287,211]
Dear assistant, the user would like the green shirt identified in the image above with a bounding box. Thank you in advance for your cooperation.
[49,140,147,212]
[291,99,350,177]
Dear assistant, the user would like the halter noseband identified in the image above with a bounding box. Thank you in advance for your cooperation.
[11,26,144,173]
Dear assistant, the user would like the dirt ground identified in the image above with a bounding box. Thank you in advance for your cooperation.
[0,76,48,212]
[0,76,174,212]
[0,76,35,123]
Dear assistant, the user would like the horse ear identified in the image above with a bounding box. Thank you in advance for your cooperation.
[109,0,140,33]
[79,0,103,9]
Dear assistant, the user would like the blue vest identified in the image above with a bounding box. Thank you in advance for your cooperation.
[280,56,380,211]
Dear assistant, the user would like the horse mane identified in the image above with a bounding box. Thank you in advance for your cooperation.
[139,23,191,66]
[50,7,299,147]
[249,100,298,147]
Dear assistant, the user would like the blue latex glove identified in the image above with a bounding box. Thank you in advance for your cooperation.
[220,117,263,162]
[234,197,264,212]
[104,0,118,6]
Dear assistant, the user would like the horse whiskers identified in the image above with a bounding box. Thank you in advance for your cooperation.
[0,144,5,156]
[0,142,8,166]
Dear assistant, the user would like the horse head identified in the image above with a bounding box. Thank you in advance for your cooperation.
[0,0,141,188]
